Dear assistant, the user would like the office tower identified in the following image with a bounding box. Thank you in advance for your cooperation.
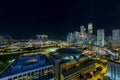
[74,31,80,40]
[107,36,112,47]
[88,23,93,49]
[80,26,85,38]
[105,60,120,80]
[97,29,105,46]
[112,29,120,47]
[67,33,74,44]
[74,31,80,44]
[36,35,41,41]
[80,26,85,45]
[80,25,84,32]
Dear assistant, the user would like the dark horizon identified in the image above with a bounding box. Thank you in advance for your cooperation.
[0,0,120,40]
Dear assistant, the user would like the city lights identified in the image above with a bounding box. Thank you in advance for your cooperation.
[0,0,120,80]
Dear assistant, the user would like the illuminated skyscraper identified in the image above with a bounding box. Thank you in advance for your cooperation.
[74,31,80,44]
[112,29,120,47]
[67,33,74,44]
[80,26,85,38]
[80,26,85,44]
[88,23,93,49]
[97,29,105,46]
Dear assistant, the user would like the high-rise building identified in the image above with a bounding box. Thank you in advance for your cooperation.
[74,31,80,44]
[80,26,85,44]
[88,23,93,34]
[67,33,74,44]
[112,29,120,47]
[105,60,120,80]
[97,29,105,46]
[80,26,85,38]
[88,23,93,49]
[105,36,112,47]
[74,31,79,40]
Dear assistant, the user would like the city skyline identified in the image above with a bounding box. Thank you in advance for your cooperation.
[1,1,120,80]
[0,23,120,40]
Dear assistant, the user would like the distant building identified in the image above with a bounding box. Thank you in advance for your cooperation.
[106,36,112,47]
[97,29,105,46]
[92,35,97,45]
[80,26,85,40]
[0,35,11,45]
[112,29,120,47]
[74,31,80,44]
[88,23,93,49]
[67,25,88,45]
[105,60,120,80]
[36,35,48,41]
[80,26,88,44]
[67,33,74,44]
[67,31,81,45]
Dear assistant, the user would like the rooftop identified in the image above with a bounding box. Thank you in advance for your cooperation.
[0,54,52,78]
[61,54,86,64]
[49,48,87,64]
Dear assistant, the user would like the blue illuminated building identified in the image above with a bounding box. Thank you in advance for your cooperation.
[0,54,54,80]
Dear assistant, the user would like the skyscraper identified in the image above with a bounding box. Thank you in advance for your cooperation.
[97,29,105,46]
[112,29,120,47]
[80,26,85,44]
[67,33,74,44]
[88,23,93,49]
[80,26,85,39]
[74,31,80,44]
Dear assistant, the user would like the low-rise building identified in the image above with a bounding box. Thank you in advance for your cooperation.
[0,54,54,80]
[49,48,95,80]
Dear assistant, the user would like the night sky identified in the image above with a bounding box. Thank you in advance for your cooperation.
[0,0,120,40]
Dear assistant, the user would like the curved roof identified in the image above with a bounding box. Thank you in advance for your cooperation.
[57,48,82,54]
